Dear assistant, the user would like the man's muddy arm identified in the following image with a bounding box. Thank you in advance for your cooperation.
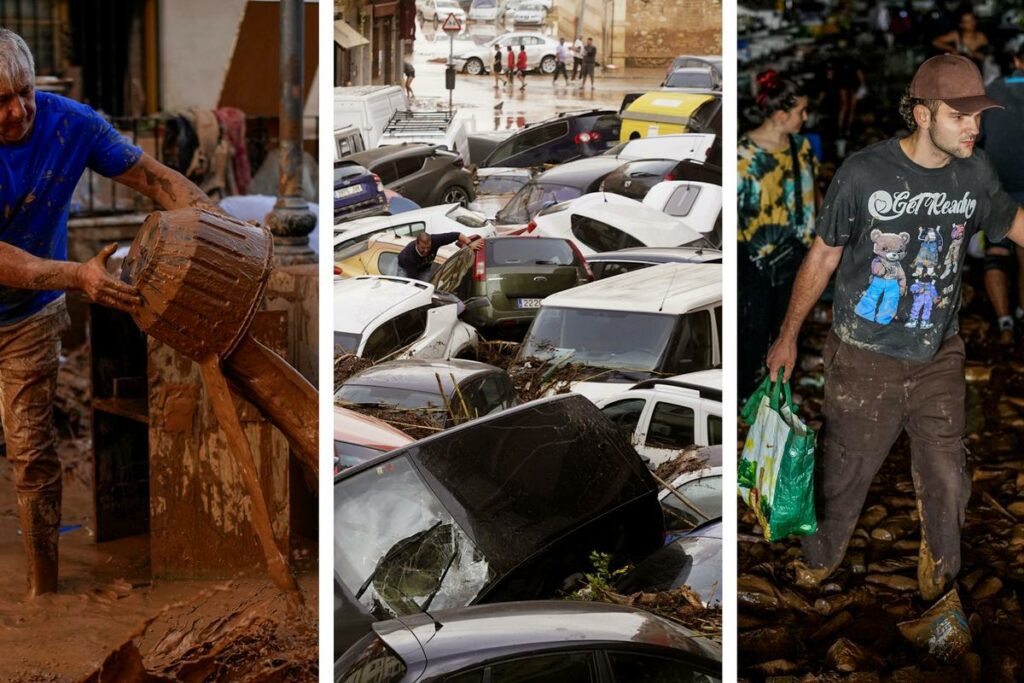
[0,241,141,313]
[112,153,226,215]
[766,236,844,382]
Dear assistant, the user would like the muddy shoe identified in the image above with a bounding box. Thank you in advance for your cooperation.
[793,560,831,588]
[999,327,1015,345]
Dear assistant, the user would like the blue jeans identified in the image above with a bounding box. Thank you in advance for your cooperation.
[855,276,900,324]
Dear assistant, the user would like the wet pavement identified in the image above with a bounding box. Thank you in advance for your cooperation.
[737,268,1024,682]
[406,16,665,136]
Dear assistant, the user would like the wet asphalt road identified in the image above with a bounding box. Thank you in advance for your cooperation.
[407,15,665,136]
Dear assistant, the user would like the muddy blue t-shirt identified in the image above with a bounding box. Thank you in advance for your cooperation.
[0,91,142,325]
[818,137,1018,362]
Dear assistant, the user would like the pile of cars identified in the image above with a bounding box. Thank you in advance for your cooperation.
[334,50,723,680]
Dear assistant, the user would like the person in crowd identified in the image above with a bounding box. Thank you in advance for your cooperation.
[737,70,818,400]
[553,37,570,85]
[516,44,528,90]
[571,35,583,80]
[580,37,597,90]
[493,44,503,89]
[932,8,989,68]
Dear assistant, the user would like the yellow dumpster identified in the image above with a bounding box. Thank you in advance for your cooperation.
[620,92,718,140]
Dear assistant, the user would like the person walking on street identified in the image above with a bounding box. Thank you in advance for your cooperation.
[517,45,528,90]
[403,60,416,99]
[580,37,597,90]
[553,38,570,85]
[397,232,482,281]
[0,29,227,598]
[493,45,504,89]
[766,55,1024,601]
[571,35,583,81]
[978,43,1024,343]
[506,46,516,88]
[738,70,818,401]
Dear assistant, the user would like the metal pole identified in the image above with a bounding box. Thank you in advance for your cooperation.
[448,33,454,114]
[265,0,316,266]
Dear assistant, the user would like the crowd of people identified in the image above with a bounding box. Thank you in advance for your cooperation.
[490,35,599,91]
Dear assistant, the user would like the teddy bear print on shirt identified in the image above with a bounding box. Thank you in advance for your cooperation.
[855,229,910,325]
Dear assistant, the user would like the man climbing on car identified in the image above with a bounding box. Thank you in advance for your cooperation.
[398,232,482,281]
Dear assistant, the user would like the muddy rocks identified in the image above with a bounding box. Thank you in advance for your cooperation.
[964,365,993,383]
[870,515,918,543]
[970,576,1002,601]
[858,504,888,529]
[738,574,780,612]
[864,574,919,592]
[826,637,875,672]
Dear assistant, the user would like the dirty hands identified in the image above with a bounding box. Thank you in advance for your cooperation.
[467,238,484,252]
[76,243,142,313]
[766,333,798,384]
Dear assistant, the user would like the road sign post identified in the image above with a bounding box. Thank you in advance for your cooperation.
[441,12,461,114]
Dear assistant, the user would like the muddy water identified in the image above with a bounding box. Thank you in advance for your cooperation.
[738,279,1024,681]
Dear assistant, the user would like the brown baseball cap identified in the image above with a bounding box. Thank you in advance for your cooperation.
[909,54,1003,113]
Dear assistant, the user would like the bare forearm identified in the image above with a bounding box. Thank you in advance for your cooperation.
[777,239,842,341]
[113,153,224,214]
[0,242,82,291]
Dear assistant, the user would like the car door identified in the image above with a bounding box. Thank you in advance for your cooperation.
[603,649,721,682]
[525,35,546,67]
[636,398,699,467]
[392,152,430,201]
[600,397,650,451]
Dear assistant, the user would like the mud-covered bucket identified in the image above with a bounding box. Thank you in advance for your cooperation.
[121,208,273,362]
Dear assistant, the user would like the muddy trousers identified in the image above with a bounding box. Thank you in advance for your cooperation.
[0,298,69,597]
[801,332,969,599]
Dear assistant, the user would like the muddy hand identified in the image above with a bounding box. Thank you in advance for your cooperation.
[766,335,797,384]
[78,243,142,313]
[467,238,484,252]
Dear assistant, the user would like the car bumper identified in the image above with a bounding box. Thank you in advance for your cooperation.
[335,196,388,223]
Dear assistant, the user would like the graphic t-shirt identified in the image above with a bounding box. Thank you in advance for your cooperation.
[0,92,142,325]
[818,137,1018,362]
[738,134,818,256]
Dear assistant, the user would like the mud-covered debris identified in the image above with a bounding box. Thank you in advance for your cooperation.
[897,590,972,663]
[581,585,722,641]
[654,445,715,482]
[342,403,445,441]
[334,352,373,387]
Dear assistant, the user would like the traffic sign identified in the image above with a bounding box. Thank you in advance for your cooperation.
[441,12,462,33]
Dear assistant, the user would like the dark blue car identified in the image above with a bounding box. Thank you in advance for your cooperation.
[480,110,622,169]
[334,160,386,222]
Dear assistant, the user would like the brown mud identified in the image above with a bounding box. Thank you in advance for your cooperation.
[738,280,1024,682]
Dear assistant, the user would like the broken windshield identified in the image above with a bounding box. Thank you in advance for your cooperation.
[335,455,493,619]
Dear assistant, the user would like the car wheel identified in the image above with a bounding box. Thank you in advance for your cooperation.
[466,58,484,75]
[441,185,471,206]
[539,55,556,74]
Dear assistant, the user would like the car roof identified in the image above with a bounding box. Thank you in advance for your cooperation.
[341,358,502,394]
[586,246,721,263]
[541,262,720,314]
[536,156,627,183]
[570,198,704,246]
[335,203,460,235]
[375,601,721,669]
[334,276,433,334]
[345,142,438,164]
[629,369,722,402]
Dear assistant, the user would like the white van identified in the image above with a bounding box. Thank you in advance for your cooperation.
[378,110,473,164]
[334,85,408,154]
[517,262,722,402]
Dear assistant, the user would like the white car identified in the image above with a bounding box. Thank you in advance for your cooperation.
[335,276,478,361]
[468,0,503,21]
[595,371,722,468]
[420,0,467,23]
[512,2,547,24]
[528,192,705,256]
[662,67,720,93]
[643,181,723,248]
[518,263,721,402]
[605,133,716,163]
[452,32,559,75]
[334,203,495,255]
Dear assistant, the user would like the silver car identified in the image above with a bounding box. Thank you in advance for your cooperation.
[453,32,559,75]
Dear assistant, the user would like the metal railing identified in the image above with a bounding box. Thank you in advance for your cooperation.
[72,114,320,217]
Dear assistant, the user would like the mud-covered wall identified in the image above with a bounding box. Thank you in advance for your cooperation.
[623,0,721,67]
[158,0,248,110]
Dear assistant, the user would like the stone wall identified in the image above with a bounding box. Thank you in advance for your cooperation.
[624,0,721,67]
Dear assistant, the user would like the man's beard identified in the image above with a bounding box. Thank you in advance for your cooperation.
[928,124,974,160]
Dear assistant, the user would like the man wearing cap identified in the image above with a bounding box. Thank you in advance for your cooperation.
[767,55,1024,599]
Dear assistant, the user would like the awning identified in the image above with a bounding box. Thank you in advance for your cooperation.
[334,19,369,49]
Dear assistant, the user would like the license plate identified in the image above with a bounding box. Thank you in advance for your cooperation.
[335,185,362,200]
[517,298,543,309]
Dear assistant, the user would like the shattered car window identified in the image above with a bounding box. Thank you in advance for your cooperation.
[335,455,493,619]
[521,307,676,372]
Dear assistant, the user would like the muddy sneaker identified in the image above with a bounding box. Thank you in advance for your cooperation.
[918,534,948,601]
[793,560,831,588]
[999,327,1014,345]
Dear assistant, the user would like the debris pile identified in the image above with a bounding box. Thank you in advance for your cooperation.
[737,287,1024,681]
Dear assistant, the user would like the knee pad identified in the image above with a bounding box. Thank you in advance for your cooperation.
[985,249,1014,273]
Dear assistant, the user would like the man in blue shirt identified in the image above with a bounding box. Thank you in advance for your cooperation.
[0,29,226,597]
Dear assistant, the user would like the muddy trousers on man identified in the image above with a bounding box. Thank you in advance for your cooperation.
[0,299,69,597]
[801,332,970,599]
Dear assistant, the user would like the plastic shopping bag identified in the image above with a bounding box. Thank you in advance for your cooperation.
[737,371,817,541]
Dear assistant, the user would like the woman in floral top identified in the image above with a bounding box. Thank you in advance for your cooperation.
[738,70,819,399]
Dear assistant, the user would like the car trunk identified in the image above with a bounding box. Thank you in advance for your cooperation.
[487,264,581,311]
